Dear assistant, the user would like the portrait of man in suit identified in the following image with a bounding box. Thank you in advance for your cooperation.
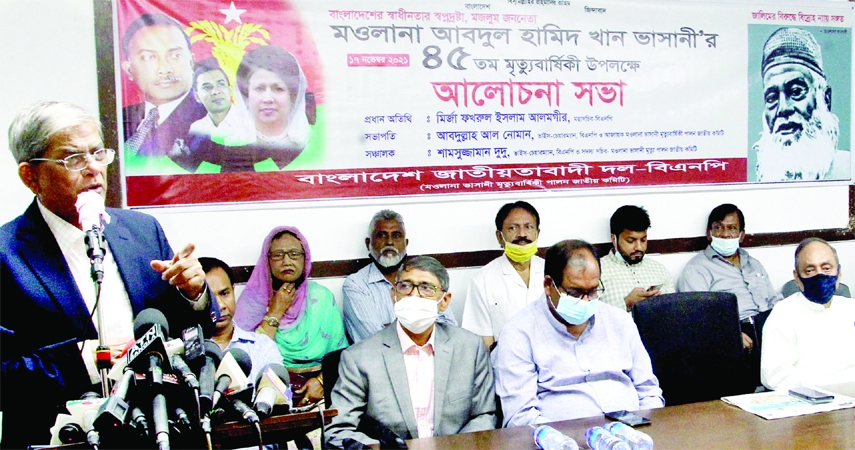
[326,256,496,448]
[121,13,206,165]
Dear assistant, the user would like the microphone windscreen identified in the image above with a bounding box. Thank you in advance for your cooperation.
[203,339,223,366]
[75,191,110,230]
[133,308,170,339]
[225,348,252,376]
[254,363,290,388]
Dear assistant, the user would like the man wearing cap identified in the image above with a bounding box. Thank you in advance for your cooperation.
[752,26,850,181]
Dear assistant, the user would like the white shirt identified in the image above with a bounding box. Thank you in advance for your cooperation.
[462,255,545,340]
[760,292,855,390]
[188,106,255,146]
[38,201,134,384]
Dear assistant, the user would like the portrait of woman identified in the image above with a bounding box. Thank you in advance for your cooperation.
[237,45,312,150]
[233,226,347,406]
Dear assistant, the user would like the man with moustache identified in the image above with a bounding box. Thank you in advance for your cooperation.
[343,210,456,343]
[493,240,663,426]
[462,201,544,348]
[1,102,215,447]
[599,205,674,312]
[201,257,281,382]
[327,256,495,447]
[752,27,850,181]
[761,238,855,390]
[677,204,782,356]
[121,13,205,160]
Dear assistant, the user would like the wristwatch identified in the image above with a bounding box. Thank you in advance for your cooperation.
[263,315,281,328]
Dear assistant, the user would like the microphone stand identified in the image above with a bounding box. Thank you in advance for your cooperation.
[85,225,111,397]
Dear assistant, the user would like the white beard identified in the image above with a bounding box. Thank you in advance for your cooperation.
[371,247,404,268]
[753,107,840,181]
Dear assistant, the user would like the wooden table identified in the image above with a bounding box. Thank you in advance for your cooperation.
[406,384,855,449]
[213,408,337,448]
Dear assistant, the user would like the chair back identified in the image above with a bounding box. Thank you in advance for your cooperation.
[632,291,755,405]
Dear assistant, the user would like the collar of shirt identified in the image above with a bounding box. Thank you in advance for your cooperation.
[366,261,395,287]
[37,198,85,247]
[145,92,190,126]
[396,321,435,354]
[230,325,259,345]
[538,293,598,340]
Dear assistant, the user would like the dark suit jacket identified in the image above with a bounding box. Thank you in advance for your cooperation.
[325,322,496,447]
[0,200,216,447]
[123,93,206,170]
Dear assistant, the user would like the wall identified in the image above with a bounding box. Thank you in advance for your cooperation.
[2,0,853,322]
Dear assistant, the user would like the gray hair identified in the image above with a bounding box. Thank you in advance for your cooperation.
[794,237,839,270]
[368,209,405,236]
[8,101,102,163]
[397,255,449,292]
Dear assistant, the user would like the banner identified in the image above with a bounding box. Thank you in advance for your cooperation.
[114,0,852,206]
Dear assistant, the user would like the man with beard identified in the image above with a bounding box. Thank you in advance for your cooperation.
[753,26,850,181]
[599,205,674,312]
[121,13,206,162]
[343,210,457,343]
[462,201,544,348]
[201,257,280,382]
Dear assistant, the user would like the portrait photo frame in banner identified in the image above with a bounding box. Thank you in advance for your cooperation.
[105,0,853,208]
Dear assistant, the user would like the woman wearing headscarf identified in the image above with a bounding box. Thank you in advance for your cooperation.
[234,226,346,406]
[236,45,311,150]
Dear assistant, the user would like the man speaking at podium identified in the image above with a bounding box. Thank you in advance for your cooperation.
[0,101,217,447]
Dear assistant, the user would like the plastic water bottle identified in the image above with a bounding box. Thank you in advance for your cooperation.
[586,426,632,450]
[533,425,580,450]
[605,422,654,450]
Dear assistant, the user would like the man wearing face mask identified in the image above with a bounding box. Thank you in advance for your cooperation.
[600,205,674,312]
[493,240,663,427]
[343,210,457,344]
[327,256,496,447]
[760,238,855,390]
[677,203,782,354]
[462,201,545,348]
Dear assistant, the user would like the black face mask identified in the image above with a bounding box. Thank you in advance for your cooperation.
[370,253,406,275]
[800,272,839,305]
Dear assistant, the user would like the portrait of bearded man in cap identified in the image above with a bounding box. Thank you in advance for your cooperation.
[752,27,850,182]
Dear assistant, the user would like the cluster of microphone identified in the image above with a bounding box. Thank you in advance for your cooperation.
[50,309,293,450]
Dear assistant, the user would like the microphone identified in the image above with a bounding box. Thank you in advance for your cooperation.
[129,406,150,438]
[93,368,135,431]
[66,392,104,450]
[254,363,292,419]
[212,348,252,410]
[75,191,110,283]
[127,309,172,385]
[198,340,223,416]
[224,350,258,425]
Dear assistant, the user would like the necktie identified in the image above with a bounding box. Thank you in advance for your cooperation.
[126,107,159,155]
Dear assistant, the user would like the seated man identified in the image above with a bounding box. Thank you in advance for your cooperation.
[493,240,663,427]
[761,238,855,390]
[201,257,281,381]
[342,210,455,343]
[676,203,782,353]
[599,205,674,312]
[327,256,495,447]
[462,201,545,348]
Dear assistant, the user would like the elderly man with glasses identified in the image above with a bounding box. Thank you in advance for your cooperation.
[326,255,496,448]
[493,240,664,427]
[1,101,216,447]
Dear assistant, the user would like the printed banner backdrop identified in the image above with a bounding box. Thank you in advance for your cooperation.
[116,0,852,207]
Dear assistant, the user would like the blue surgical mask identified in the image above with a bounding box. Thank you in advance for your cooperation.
[710,236,740,257]
[551,283,599,325]
[799,272,839,305]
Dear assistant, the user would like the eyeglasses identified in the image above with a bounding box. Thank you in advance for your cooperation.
[394,281,443,298]
[29,148,115,172]
[556,282,605,300]
[268,250,305,261]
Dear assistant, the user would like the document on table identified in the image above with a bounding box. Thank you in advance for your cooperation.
[721,387,855,420]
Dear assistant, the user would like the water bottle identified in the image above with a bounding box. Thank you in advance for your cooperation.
[533,425,580,450]
[605,422,654,450]
[586,426,632,450]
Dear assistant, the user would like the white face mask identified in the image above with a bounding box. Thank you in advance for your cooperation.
[394,295,439,334]
[710,236,740,257]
